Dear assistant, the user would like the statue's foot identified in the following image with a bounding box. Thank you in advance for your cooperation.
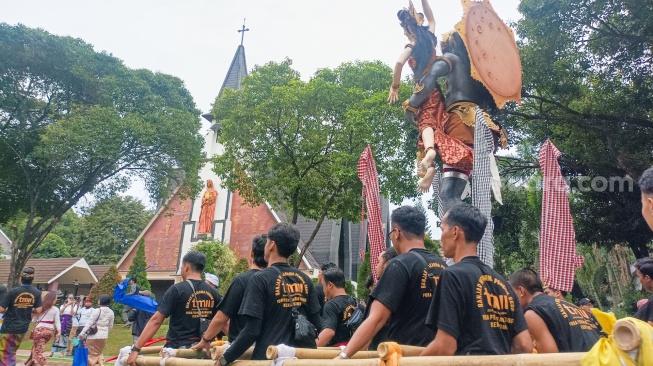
[418,167,436,193]
[419,149,436,173]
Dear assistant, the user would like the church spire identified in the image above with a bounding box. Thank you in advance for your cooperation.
[217,20,249,99]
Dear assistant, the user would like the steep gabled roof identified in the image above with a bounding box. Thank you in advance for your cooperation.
[217,45,247,99]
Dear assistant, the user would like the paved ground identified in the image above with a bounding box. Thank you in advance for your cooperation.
[16,350,79,365]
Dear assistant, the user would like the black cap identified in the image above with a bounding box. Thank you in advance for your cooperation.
[579,298,592,306]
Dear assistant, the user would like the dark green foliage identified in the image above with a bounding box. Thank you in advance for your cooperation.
[491,181,541,278]
[127,238,151,291]
[74,196,152,265]
[423,235,440,256]
[32,233,71,259]
[507,0,653,257]
[356,251,371,300]
[344,280,356,298]
[0,24,204,285]
[192,240,237,294]
[212,59,417,267]
[88,265,122,306]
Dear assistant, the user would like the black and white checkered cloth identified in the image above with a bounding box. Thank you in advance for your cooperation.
[472,108,495,268]
[432,170,443,219]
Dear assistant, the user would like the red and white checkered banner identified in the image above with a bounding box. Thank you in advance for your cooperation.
[358,145,386,281]
[538,139,584,292]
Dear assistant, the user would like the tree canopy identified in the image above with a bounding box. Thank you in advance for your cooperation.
[0,24,204,285]
[74,196,152,265]
[503,0,653,257]
[212,59,416,265]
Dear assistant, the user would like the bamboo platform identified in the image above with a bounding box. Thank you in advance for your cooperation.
[121,319,645,366]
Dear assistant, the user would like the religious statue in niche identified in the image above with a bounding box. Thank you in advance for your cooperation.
[198,179,218,234]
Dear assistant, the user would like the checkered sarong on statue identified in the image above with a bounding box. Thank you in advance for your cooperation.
[472,108,495,268]
[538,139,583,292]
[357,145,386,281]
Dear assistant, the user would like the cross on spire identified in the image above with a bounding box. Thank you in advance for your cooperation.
[238,18,249,46]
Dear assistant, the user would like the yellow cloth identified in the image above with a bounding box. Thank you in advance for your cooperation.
[581,317,653,366]
[591,308,618,335]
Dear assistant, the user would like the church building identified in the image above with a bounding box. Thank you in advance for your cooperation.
[117,37,389,298]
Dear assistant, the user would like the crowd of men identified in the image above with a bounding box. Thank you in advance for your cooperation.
[2,168,653,365]
[129,198,651,366]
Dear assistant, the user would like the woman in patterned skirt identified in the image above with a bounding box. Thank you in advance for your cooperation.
[26,292,61,366]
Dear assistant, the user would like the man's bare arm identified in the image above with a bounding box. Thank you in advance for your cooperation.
[524,311,558,353]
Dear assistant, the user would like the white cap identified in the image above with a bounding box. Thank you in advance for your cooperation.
[205,273,220,288]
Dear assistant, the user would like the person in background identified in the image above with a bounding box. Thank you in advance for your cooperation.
[53,294,77,356]
[204,273,220,290]
[543,286,568,300]
[192,234,268,355]
[123,278,142,328]
[315,262,338,316]
[67,297,93,356]
[509,269,600,353]
[317,267,358,347]
[26,292,61,366]
[633,257,653,326]
[0,267,43,366]
[367,247,398,350]
[128,291,155,344]
[79,294,114,366]
[578,298,602,331]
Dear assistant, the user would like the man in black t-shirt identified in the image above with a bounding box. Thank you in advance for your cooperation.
[191,234,268,355]
[0,267,43,365]
[633,257,653,326]
[315,262,337,317]
[218,223,321,365]
[337,206,446,360]
[509,269,601,353]
[422,204,532,356]
[127,251,220,366]
[317,267,357,347]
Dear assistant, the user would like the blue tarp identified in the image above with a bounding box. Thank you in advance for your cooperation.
[113,278,158,314]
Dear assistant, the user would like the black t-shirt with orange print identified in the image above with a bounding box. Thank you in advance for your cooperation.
[426,256,528,355]
[238,262,321,360]
[0,284,42,334]
[526,294,600,352]
[157,279,221,348]
[371,248,446,346]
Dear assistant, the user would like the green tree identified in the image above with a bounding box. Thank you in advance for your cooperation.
[192,240,237,293]
[0,24,204,285]
[74,196,152,265]
[423,235,441,257]
[88,265,122,305]
[212,59,417,267]
[32,233,71,259]
[491,180,541,278]
[126,238,152,291]
[506,0,653,257]
[356,251,371,300]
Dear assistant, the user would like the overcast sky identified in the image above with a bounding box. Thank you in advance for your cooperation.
[2,0,523,236]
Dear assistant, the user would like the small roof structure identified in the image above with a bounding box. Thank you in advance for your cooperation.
[0,258,98,285]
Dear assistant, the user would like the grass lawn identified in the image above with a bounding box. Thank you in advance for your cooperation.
[19,324,169,361]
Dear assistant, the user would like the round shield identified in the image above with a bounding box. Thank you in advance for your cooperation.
[456,1,522,108]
